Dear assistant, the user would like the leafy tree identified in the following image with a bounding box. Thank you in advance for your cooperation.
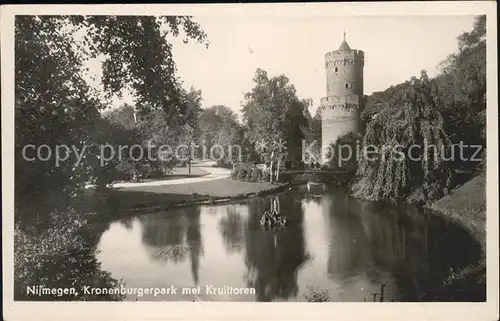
[15,16,104,221]
[100,104,154,182]
[327,131,363,174]
[197,105,244,166]
[351,71,453,205]
[15,15,208,301]
[241,69,309,182]
[302,105,322,166]
[362,83,410,126]
[103,103,137,129]
[175,87,203,172]
[15,209,124,301]
[81,16,208,120]
[432,15,486,173]
[15,15,208,222]
[361,15,486,176]
[101,87,203,179]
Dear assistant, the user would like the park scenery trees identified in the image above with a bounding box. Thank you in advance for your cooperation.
[14,15,208,300]
[352,71,454,204]
[197,105,244,167]
[12,13,487,302]
[352,15,486,205]
[241,69,310,182]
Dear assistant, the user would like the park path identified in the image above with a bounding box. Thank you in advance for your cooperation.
[110,161,232,188]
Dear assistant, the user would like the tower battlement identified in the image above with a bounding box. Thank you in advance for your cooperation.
[320,33,364,161]
[325,49,365,57]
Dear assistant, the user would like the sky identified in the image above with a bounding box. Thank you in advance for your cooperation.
[93,15,477,118]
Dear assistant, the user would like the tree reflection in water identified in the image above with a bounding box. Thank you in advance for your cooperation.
[323,189,483,301]
[139,206,204,285]
[322,192,370,281]
[92,187,483,302]
[243,195,311,302]
[218,204,246,254]
[186,207,203,285]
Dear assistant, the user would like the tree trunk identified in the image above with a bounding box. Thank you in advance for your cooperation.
[276,159,281,181]
[188,142,192,175]
[269,150,275,183]
[269,160,274,183]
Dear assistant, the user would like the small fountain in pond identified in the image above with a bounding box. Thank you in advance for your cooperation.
[260,197,287,228]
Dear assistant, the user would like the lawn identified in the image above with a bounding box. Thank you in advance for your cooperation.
[169,165,209,177]
[431,173,486,251]
[75,178,287,218]
[428,173,486,301]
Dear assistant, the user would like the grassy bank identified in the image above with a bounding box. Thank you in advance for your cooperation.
[429,173,486,301]
[74,178,289,221]
[112,166,210,184]
[431,173,486,253]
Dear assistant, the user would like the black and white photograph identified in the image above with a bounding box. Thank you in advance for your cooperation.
[1,2,498,320]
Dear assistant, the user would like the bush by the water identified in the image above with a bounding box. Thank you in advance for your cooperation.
[14,208,125,301]
[231,163,269,182]
[326,132,363,175]
[214,160,234,170]
[304,286,331,302]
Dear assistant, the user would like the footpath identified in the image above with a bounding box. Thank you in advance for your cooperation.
[111,163,232,188]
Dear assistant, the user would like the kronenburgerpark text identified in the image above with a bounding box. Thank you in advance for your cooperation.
[26,284,257,298]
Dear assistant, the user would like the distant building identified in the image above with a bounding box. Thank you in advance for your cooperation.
[320,32,364,161]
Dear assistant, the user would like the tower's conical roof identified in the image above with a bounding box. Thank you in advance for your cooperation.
[338,40,351,51]
[338,31,351,51]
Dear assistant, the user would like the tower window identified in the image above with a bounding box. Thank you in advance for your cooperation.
[345,83,349,89]
[334,67,338,73]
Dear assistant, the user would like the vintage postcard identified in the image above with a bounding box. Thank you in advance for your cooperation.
[1,2,498,320]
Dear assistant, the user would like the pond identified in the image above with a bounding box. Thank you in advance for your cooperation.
[93,186,483,302]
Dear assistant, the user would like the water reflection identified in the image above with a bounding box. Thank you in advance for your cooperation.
[95,187,483,302]
[322,193,370,280]
[139,206,204,285]
[186,208,203,285]
[243,197,310,302]
[218,205,246,254]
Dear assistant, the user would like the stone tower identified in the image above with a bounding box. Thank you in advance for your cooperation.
[320,32,364,161]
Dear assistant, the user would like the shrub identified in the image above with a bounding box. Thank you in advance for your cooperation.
[262,169,270,182]
[14,208,125,301]
[254,168,262,182]
[304,286,331,302]
[216,160,234,170]
[245,167,254,181]
[277,172,293,183]
[231,163,272,182]
[237,168,247,181]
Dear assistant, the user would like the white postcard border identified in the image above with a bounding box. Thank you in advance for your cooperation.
[2,2,498,320]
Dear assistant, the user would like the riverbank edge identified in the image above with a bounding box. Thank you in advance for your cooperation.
[349,174,486,298]
[428,174,486,294]
[349,174,486,254]
[429,204,486,257]
[429,174,486,255]
[84,181,291,222]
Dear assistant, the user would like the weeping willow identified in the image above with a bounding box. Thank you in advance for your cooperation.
[351,71,453,205]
